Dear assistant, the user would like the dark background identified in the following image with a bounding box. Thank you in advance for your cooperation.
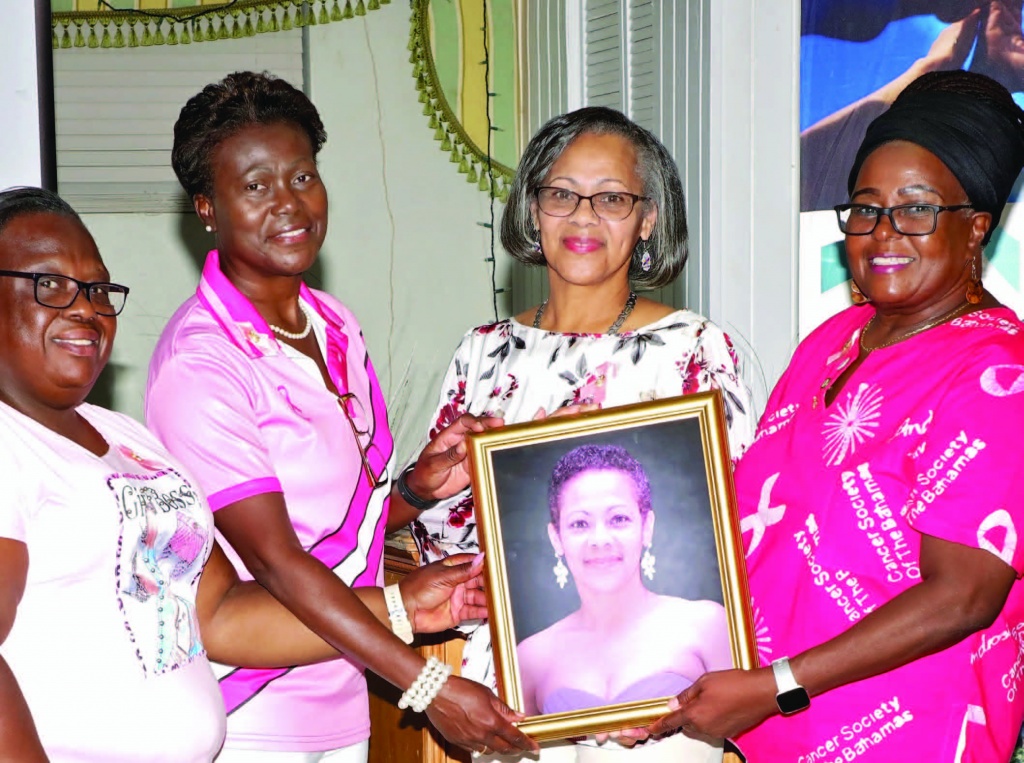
[490,417,725,644]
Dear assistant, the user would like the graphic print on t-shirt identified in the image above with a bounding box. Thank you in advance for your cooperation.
[107,464,211,675]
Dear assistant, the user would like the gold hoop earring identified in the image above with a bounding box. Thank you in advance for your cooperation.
[850,281,868,304]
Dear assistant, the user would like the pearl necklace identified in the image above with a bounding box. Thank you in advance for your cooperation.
[859,300,971,353]
[533,291,637,335]
[269,302,313,341]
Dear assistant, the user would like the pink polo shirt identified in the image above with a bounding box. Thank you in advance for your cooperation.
[145,250,393,753]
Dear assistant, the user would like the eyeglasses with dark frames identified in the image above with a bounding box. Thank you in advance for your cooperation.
[535,186,650,222]
[0,269,129,316]
[834,203,974,237]
[337,393,389,489]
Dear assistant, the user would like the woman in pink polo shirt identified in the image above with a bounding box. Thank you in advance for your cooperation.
[145,72,537,762]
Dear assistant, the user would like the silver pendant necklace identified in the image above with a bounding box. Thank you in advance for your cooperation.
[533,291,637,335]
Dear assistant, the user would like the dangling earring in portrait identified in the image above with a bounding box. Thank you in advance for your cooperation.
[641,544,656,581]
[850,280,868,304]
[205,224,214,233]
[553,555,569,589]
[638,240,652,272]
[966,256,984,305]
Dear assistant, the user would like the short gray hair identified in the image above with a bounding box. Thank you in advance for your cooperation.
[500,107,687,289]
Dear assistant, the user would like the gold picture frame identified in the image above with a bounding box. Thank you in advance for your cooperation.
[468,391,757,742]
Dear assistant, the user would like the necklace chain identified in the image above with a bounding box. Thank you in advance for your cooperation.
[859,301,971,353]
[269,301,313,341]
[533,291,637,334]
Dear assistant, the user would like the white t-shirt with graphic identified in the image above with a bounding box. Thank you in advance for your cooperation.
[0,402,225,762]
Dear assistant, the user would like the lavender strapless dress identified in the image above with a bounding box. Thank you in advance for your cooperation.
[540,672,693,715]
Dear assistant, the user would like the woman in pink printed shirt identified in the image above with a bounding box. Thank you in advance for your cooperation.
[145,72,537,762]
[648,71,1024,762]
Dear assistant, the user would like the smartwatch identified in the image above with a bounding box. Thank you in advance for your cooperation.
[384,583,415,645]
[772,657,810,715]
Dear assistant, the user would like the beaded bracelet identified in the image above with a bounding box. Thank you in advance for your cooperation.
[398,656,453,713]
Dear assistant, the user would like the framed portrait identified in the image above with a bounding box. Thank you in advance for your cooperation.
[468,391,757,742]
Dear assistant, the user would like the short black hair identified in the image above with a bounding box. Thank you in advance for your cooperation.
[547,444,652,526]
[0,186,82,238]
[171,70,327,200]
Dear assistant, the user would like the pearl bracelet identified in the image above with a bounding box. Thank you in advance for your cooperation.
[398,656,453,713]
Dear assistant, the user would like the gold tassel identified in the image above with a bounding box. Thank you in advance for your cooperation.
[87,23,99,48]
[217,14,230,39]
[166,23,178,45]
[319,2,330,25]
[355,0,367,16]
[343,1,355,20]
[478,173,491,193]
[282,7,294,30]
[331,0,343,21]
[52,28,58,50]
[60,26,72,49]
[154,21,165,45]
[74,22,86,48]
[180,21,191,43]
[368,0,380,9]
[231,11,244,38]
[129,23,139,47]
[243,13,255,37]
[466,165,478,183]
[440,133,452,152]
[450,146,461,164]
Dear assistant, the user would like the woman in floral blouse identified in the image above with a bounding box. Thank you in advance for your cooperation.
[389,107,755,762]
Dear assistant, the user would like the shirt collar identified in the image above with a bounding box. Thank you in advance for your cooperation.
[194,249,348,366]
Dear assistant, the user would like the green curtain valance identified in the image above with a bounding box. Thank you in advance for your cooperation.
[51,0,387,49]
[409,0,519,201]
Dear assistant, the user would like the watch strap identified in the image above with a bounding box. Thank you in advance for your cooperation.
[771,657,800,693]
[384,583,414,644]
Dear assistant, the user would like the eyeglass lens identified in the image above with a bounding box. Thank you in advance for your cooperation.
[338,394,388,488]
[36,275,128,315]
[839,205,938,235]
[537,188,638,221]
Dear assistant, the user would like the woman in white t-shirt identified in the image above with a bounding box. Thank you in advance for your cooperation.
[0,187,499,762]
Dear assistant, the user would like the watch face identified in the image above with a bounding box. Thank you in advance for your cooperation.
[776,687,811,715]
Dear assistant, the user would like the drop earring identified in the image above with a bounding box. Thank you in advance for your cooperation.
[205,225,214,233]
[639,240,652,272]
[966,257,984,305]
[553,555,569,589]
[641,544,656,580]
[850,281,868,304]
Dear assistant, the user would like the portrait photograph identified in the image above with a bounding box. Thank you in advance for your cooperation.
[468,391,756,741]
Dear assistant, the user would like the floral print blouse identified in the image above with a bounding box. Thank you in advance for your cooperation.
[410,310,756,691]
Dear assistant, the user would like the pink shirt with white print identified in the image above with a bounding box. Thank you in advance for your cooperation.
[734,305,1024,763]
[145,250,393,753]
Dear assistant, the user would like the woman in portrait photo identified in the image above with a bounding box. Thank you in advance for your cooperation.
[517,444,731,727]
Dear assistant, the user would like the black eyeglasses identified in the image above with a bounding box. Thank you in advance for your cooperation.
[0,269,129,316]
[338,393,390,489]
[536,187,650,222]
[834,203,974,236]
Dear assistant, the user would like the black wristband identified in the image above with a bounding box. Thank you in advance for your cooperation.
[396,464,440,511]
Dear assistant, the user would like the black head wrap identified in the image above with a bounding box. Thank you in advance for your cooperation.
[847,86,1024,243]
